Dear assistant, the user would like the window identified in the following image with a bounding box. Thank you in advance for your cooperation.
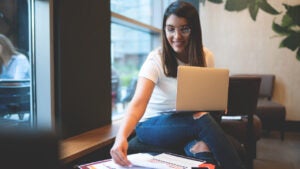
[1,0,199,137]
[0,0,32,128]
[0,0,53,130]
[111,0,175,119]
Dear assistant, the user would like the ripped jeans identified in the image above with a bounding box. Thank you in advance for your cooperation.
[135,113,245,169]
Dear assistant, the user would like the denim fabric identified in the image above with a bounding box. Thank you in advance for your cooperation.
[184,140,218,164]
[136,113,245,169]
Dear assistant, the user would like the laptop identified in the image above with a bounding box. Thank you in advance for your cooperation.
[166,66,229,113]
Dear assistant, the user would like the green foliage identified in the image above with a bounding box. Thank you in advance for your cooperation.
[273,4,300,61]
[203,0,281,19]
[284,4,300,26]
[297,48,300,61]
[258,0,280,15]
[207,0,280,21]
[225,0,248,12]
[208,0,223,4]
[113,63,139,87]
[249,0,259,20]
[202,0,300,61]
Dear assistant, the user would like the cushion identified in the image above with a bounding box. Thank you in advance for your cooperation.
[256,99,286,130]
[221,115,262,143]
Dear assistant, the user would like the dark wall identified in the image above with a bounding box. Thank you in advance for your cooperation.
[53,0,111,139]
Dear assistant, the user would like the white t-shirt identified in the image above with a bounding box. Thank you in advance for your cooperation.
[138,47,214,121]
[0,53,30,79]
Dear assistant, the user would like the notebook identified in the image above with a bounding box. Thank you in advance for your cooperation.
[166,66,229,113]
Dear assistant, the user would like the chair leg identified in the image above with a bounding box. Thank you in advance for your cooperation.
[281,129,285,141]
[18,113,24,120]
[245,139,256,169]
[253,141,257,158]
[246,158,254,169]
[249,159,254,169]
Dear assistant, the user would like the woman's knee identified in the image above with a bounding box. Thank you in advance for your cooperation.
[184,140,211,156]
[193,112,208,119]
[190,141,210,153]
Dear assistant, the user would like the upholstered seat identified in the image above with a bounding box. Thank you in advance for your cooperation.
[0,83,30,120]
[221,115,262,144]
[237,74,286,140]
[257,103,285,139]
[256,100,286,137]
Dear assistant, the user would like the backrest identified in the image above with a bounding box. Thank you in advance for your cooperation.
[232,74,275,100]
[257,74,275,100]
[0,84,30,111]
[227,76,261,116]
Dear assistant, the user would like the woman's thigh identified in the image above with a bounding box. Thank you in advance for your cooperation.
[136,113,200,147]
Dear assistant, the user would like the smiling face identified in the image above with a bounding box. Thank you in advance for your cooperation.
[165,14,191,56]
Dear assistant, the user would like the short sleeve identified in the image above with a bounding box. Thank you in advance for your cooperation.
[138,49,163,84]
[203,47,215,68]
[14,54,30,79]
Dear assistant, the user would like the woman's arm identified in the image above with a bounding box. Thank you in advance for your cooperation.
[110,77,155,166]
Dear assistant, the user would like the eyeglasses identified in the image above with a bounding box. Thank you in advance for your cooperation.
[165,25,191,36]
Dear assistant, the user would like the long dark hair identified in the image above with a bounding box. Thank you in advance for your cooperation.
[162,1,206,78]
[0,34,18,74]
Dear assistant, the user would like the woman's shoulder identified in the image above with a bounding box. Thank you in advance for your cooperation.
[13,53,28,60]
[149,47,162,56]
[11,53,30,66]
[203,47,212,56]
[203,47,215,67]
[146,47,163,62]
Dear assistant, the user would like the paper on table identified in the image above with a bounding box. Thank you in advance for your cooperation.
[88,153,170,169]
[83,153,204,169]
[153,153,205,168]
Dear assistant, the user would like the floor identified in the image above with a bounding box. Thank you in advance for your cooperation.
[0,113,30,128]
[254,131,300,169]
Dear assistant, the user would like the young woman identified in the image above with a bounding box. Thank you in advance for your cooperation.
[110,2,245,169]
[0,34,30,79]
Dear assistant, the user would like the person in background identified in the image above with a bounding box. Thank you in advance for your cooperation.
[0,34,30,80]
[110,2,245,169]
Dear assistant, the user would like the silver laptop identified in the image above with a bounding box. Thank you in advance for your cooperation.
[172,66,229,113]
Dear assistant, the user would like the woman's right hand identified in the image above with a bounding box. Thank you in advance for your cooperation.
[110,137,132,166]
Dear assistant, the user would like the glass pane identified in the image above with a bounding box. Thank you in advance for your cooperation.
[111,0,152,25]
[0,0,32,128]
[111,0,177,120]
[111,23,153,119]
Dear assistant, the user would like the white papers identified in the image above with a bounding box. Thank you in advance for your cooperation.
[86,153,169,169]
[128,153,170,168]
[154,153,205,168]
[82,153,205,169]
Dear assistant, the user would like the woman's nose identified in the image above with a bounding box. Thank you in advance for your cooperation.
[174,30,183,39]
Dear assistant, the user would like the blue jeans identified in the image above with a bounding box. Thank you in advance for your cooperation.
[135,113,245,169]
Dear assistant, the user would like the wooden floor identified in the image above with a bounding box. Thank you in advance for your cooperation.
[254,131,300,169]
